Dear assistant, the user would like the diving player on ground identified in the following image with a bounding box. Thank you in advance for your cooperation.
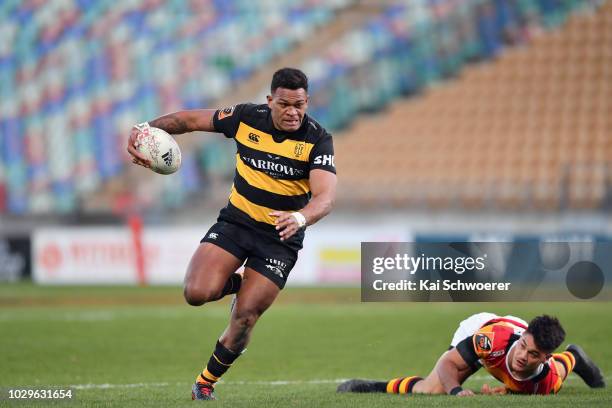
[338,313,605,396]
[127,68,337,400]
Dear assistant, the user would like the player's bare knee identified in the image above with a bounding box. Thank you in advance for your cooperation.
[183,287,206,306]
[183,284,222,306]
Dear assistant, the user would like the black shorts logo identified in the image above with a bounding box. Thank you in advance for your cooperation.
[265,258,287,278]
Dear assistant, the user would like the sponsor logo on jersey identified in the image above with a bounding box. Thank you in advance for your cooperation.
[218,106,235,120]
[241,155,304,178]
[248,132,260,144]
[475,333,493,352]
[207,232,218,240]
[294,142,305,158]
[313,154,335,167]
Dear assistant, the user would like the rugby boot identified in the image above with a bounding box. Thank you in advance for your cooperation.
[192,381,216,400]
[567,344,605,388]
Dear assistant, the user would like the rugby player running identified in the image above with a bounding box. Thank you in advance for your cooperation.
[127,68,337,400]
[338,313,605,396]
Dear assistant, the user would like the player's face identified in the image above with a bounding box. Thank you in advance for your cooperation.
[510,333,548,375]
[267,87,308,132]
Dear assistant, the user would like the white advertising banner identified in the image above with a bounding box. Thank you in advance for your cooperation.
[33,227,203,285]
[34,227,137,284]
[142,228,203,284]
[33,224,410,285]
[292,225,410,286]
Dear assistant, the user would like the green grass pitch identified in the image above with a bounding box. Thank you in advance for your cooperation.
[0,284,611,407]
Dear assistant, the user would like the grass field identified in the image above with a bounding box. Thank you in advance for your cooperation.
[1,283,611,407]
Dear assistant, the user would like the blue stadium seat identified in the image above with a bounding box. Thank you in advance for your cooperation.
[0,0,597,214]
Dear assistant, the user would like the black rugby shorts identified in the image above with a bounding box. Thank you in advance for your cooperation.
[200,221,298,289]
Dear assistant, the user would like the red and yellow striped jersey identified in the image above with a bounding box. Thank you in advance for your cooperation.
[457,317,563,394]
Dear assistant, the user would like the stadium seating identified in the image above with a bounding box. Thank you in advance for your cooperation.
[0,0,608,214]
[303,0,603,129]
[0,0,350,215]
[334,0,611,210]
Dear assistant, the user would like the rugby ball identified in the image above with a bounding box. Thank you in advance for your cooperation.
[136,126,182,175]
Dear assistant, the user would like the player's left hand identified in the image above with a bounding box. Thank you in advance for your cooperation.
[127,125,151,168]
[270,211,304,241]
[480,384,507,395]
[456,389,475,397]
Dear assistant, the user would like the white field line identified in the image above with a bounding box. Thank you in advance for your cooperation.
[70,375,609,390]
[71,379,348,390]
[72,382,172,390]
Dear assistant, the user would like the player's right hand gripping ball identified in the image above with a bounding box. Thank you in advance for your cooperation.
[134,123,182,175]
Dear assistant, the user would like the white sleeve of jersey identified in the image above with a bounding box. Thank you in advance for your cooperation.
[450,312,500,347]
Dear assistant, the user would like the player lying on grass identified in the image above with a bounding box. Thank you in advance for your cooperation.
[338,313,605,396]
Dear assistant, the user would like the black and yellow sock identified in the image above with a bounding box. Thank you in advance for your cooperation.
[386,376,423,394]
[197,341,241,385]
[220,273,242,298]
[552,351,576,380]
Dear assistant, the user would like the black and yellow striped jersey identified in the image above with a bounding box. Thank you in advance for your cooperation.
[212,103,336,250]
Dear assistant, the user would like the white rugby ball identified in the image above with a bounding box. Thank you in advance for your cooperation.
[136,126,182,175]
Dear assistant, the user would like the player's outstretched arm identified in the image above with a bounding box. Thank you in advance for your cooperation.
[127,109,217,167]
[147,109,217,134]
[436,348,475,396]
[271,169,336,241]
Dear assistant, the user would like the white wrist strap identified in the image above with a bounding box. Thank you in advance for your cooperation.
[291,212,307,228]
[134,122,151,135]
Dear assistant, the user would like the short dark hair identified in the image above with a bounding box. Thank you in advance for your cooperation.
[271,67,308,93]
[525,315,565,353]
